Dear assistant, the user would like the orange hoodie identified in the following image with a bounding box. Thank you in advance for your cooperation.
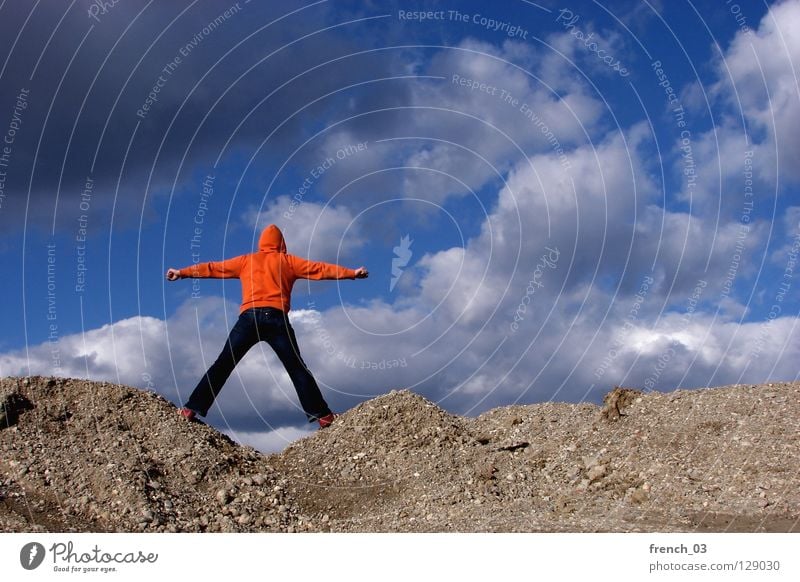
[179,224,356,313]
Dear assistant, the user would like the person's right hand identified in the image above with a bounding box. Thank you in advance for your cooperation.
[354,266,369,279]
[165,268,181,281]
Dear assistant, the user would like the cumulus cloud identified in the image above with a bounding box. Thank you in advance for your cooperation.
[679,0,800,215]
[243,196,365,263]
[714,0,800,182]
[265,120,798,412]
[314,37,606,209]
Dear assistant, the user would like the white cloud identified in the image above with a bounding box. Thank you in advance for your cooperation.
[311,37,606,209]
[244,196,365,264]
[682,0,800,211]
[277,121,798,410]
[716,0,800,184]
[604,312,800,391]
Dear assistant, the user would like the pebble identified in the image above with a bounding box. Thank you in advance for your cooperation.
[237,513,251,525]
[586,465,606,482]
[582,455,599,469]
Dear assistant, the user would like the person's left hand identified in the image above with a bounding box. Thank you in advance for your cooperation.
[166,268,181,281]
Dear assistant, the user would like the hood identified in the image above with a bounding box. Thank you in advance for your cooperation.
[258,224,287,253]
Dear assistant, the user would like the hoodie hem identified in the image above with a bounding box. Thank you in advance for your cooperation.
[239,300,290,314]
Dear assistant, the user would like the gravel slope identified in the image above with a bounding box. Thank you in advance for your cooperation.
[2,376,798,532]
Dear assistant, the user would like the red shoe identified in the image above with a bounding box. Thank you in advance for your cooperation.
[178,407,197,421]
[318,413,336,429]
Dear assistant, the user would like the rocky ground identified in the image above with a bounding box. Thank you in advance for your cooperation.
[1,376,798,532]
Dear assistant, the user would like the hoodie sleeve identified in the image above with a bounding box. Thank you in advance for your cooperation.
[179,255,246,279]
[286,255,357,281]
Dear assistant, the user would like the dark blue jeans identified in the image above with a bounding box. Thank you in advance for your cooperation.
[184,307,332,422]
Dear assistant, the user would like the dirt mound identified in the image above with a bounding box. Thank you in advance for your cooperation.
[270,390,480,528]
[2,376,798,532]
[0,376,298,532]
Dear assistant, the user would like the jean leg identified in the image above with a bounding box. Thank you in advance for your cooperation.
[185,312,257,416]
[264,313,331,422]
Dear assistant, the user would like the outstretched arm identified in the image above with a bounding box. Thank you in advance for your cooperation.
[165,255,247,281]
[287,255,368,280]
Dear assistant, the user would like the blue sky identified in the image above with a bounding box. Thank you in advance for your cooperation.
[1,0,798,452]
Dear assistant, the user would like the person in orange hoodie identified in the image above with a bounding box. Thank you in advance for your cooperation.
[166,224,368,428]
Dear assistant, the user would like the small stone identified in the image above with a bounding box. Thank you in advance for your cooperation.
[237,513,251,525]
[216,489,231,505]
[322,514,330,523]
[586,465,607,482]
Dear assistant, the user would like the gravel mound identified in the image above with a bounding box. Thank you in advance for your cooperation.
[0,376,298,532]
[2,376,798,532]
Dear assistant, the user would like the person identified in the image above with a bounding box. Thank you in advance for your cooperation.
[166,224,368,428]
